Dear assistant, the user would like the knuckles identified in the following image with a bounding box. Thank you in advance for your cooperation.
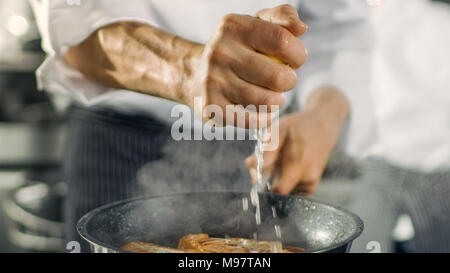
[294,39,308,69]
[203,73,223,95]
[218,13,241,35]
[270,67,296,91]
[259,93,276,108]
[221,13,239,25]
[278,4,297,14]
[273,27,291,52]
[207,44,233,65]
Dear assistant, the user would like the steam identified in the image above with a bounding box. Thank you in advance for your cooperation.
[126,128,365,250]
[135,135,254,196]
[131,134,299,245]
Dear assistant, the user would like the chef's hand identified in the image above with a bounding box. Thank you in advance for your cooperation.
[245,87,350,195]
[64,5,305,129]
[186,4,307,128]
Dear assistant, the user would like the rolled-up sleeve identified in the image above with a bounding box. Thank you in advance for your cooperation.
[29,0,159,104]
[296,0,378,158]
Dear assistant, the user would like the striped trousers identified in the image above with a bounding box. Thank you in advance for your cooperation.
[349,158,450,253]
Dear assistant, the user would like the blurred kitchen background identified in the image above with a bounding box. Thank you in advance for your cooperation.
[0,0,448,253]
[0,0,66,253]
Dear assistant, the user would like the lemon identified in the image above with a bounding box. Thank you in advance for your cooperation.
[266,55,284,64]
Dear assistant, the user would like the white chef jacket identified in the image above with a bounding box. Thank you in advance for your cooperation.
[30,0,448,171]
[367,0,450,172]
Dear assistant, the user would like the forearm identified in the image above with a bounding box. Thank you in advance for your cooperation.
[63,6,308,129]
[64,21,202,105]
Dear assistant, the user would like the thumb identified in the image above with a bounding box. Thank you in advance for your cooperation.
[272,157,302,195]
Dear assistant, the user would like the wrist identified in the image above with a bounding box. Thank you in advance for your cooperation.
[178,41,204,108]
[306,86,349,122]
[304,86,350,136]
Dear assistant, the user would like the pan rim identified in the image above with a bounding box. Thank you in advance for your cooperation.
[77,191,364,253]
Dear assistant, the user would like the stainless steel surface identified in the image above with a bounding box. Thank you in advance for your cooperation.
[0,123,66,169]
[77,192,363,253]
[0,171,25,252]
[1,179,65,252]
[3,182,64,237]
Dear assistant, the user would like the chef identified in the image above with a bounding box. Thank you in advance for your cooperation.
[30,0,371,252]
[348,0,450,253]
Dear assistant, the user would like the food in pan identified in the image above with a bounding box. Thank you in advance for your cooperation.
[121,241,200,253]
[178,234,305,253]
[121,233,306,253]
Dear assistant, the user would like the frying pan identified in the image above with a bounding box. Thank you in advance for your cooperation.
[77,192,363,253]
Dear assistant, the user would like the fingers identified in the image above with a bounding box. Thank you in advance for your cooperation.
[248,165,275,185]
[224,72,286,113]
[229,47,297,92]
[223,103,277,129]
[291,163,322,196]
[220,14,307,69]
[255,4,308,36]
[271,137,323,195]
[199,67,282,128]
[205,6,309,128]
[245,18,307,69]
[272,159,323,195]
[204,103,275,129]
[272,160,303,195]
[245,136,324,195]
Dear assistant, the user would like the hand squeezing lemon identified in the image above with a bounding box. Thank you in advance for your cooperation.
[267,55,284,64]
